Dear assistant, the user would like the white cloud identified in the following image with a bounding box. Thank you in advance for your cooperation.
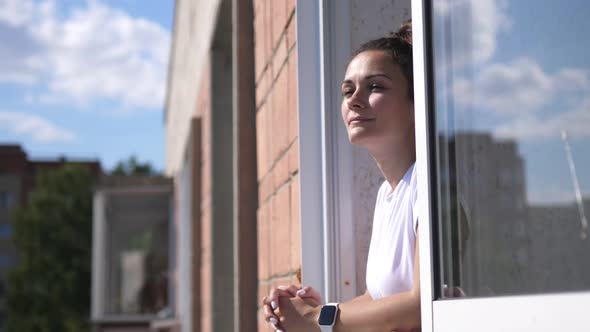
[454,57,590,114]
[452,56,590,141]
[0,0,170,109]
[454,58,553,114]
[494,98,590,140]
[0,111,75,142]
[554,68,590,91]
[433,1,590,143]
[433,0,510,66]
[0,0,34,27]
[0,0,43,84]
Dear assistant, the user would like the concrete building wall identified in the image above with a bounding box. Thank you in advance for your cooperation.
[189,55,212,332]
[253,0,299,330]
[195,59,213,332]
[208,1,235,328]
[165,0,222,175]
[166,1,240,330]
[165,0,221,330]
[176,152,193,332]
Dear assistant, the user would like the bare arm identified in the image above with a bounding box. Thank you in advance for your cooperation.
[347,290,372,304]
[305,234,421,332]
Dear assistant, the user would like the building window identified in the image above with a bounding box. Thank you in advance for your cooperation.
[430,0,590,298]
[100,189,172,317]
[0,225,11,239]
[0,255,12,267]
[0,192,14,209]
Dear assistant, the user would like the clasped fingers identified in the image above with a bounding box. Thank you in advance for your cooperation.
[262,284,300,331]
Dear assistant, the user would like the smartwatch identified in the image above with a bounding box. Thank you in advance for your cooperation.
[317,303,339,332]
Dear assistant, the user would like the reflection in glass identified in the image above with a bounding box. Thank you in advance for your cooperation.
[431,0,590,298]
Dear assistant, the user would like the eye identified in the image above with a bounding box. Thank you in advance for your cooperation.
[341,87,354,97]
[369,83,383,91]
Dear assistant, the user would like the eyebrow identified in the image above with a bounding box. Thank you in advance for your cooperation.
[342,74,393,85]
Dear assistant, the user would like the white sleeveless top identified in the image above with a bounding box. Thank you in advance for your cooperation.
[366,163,418,300]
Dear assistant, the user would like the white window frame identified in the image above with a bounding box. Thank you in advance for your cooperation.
[412,0,590,331]
[297,0,357,302]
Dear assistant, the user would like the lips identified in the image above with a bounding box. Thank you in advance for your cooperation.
[348,117,375,125]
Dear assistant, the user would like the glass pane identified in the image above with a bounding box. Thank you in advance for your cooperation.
[431,0,590,298]
[105,191,170,315]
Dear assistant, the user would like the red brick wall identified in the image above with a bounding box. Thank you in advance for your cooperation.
[254,0,300,330]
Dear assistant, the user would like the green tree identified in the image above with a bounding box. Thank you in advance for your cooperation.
[111,155,158,176]
[6,165,94,332]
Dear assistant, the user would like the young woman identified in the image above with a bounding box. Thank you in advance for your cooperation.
[262,21,421,332]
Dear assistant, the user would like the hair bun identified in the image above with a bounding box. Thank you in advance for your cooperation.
[394,19,412,45]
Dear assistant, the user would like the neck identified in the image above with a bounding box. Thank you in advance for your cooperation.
[367,131,416,193]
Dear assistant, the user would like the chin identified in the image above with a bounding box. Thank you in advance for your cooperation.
[348,132,374,147]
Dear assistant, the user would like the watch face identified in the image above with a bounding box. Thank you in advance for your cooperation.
[318,305,337,325]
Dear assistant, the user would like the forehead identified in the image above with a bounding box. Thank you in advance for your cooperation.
[344,50,398,80]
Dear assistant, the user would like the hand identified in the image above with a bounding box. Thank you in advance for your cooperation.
[263,284,298,331]
[262,285,323,331]
[276,296,321,332]
[442,285,466,298]
[294,285,323,304]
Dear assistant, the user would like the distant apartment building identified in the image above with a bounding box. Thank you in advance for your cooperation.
[443,132,590,297]
[451,132,529,295]
[0,144,101,330]
[526,199,590,293]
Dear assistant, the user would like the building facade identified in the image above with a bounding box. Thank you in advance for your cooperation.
[164,1,411,331]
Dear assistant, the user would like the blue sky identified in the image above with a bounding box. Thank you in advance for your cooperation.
[433,0,590,204]
[0,0,175,173]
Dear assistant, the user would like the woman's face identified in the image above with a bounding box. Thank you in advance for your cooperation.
[341,50,414,150]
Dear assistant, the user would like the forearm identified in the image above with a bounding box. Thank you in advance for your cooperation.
[333,235,421,332]
[334,289,420,332]
[347,290,372,304]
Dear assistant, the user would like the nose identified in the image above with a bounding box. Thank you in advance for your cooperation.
[346,90,366,110]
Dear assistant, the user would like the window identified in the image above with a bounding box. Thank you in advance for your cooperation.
[431,0,590,298]
[0,192,14,209]
[0,225,11,239]
[0,255,12,267]
[413,0,590,330]
[93,187,173,319]
[105,193,170,316]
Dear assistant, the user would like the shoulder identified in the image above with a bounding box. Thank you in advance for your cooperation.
[408,162,417,187]
[408,163,419,233]
[376,179,390,200]
[372,180,391,214]
[405,162,418,200]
